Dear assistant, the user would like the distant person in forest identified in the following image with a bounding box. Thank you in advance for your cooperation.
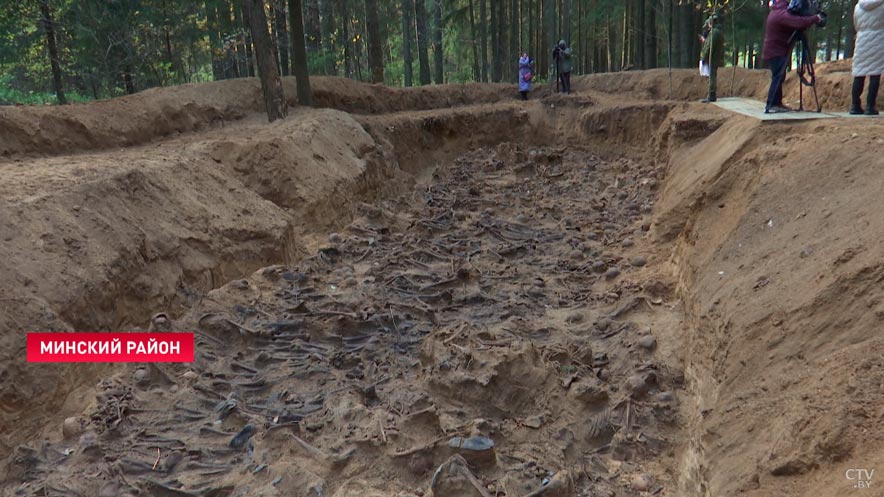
[849,0,884,115]
[519,53,534,100]
[553,40,573,94]
[698,13,724,102]
[762,0,825,113]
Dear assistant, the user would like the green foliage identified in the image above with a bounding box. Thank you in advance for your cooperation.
[0,74,89,105]
[0,0,861,102]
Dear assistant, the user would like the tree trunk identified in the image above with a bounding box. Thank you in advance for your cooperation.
[273,0,291,76]
[538,0,545,73]
[207,2,225,80]
[288,0,312,106]
[39,0,66,104]
[528,0,534,59]
[353,9,365,81]
[644,0,656,69]
[162,0,176,83]
[544,0,555,79]
[480,0,488,81]
[495,0,505,81]
[365,0,385,83]
[576,0,582,72]
[221,2,239,78]
[402,0,414,86]
[433,0,443,83]
[469,0,480,80]
[511,0,518,80]
[305,0,322,69]
[240,2,257,77]
[243,0,287,121]
[341,0,353,77]
[490,0,498,81]
[676,1,690,67]
[607,12,615,71]
[268,2,282,75]
[320,0,336,74]
[845,0,856,59]
[634,0,643,68]
[415,0,432,84]
[562,0,571,43]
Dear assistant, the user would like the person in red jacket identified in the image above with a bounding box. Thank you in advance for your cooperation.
[762,0,824,113]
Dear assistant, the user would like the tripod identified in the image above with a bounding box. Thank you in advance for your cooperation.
[791,29,821,112]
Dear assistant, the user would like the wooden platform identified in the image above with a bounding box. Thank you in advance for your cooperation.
[711,97,839,121]
[711,97,883,121]
[826,111,883,119]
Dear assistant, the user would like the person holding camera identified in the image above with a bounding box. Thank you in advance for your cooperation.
[553,40,573,94]
[762,0,825,113]
[699,13,725,102]
[850,0,884,115]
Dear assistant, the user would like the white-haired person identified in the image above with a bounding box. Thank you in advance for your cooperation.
[850,0,884,115]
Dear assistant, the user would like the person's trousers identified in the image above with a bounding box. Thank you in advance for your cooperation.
[520,90,528,100]
[708,65,717,98]
[765,55,788,110]
[559,72,571,93]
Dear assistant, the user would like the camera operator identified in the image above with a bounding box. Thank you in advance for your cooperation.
[553,40,573,94]
[762,0,825,113]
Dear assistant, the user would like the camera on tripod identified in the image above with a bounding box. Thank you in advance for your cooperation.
[787,0,827,27]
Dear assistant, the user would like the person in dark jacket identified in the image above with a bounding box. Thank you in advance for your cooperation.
[762,0,824,113]
[553,40,573,94]
[699,13,725,102]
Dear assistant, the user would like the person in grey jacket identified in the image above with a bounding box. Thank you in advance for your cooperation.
[850,0,884,115]
[553,40,573,94]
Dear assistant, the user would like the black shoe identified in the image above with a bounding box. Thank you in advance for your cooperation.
[850,106,865,115]
[866,108,880,116]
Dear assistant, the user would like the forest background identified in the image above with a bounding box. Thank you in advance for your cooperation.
[0,0,856,105]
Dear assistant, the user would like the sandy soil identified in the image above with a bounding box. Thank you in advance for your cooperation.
[1,64,883,497]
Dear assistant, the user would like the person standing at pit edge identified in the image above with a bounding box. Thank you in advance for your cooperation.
[553,40,573,94]
[519,53,534,100]
[762,0,824,113]
[850,0,884,115]
[699,13,724,102]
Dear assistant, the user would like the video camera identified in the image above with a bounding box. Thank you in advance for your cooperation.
[787,0,827,27]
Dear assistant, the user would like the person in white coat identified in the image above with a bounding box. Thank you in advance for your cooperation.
[851,0,884,115]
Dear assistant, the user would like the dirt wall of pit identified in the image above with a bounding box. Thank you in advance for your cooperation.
[574,64,857,112]
[653,114,884,497]
[0,108,402,459]
[2,64,857,159]
[0,77,519,158]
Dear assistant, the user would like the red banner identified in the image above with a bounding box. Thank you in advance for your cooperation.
[27,332,194,362]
